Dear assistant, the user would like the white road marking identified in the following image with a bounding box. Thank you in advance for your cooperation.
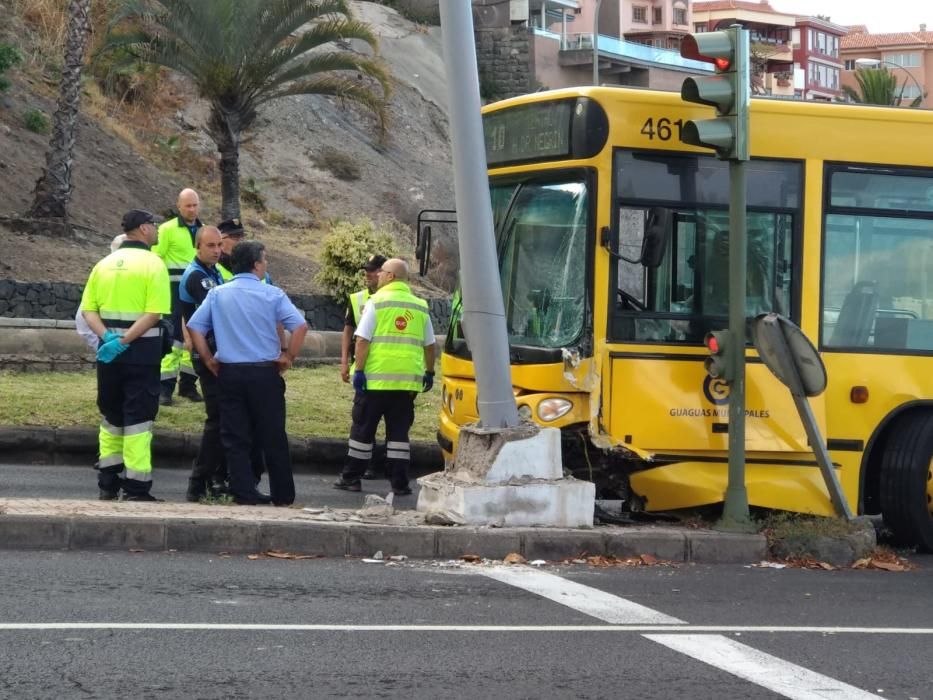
[477,565,685,624]
[645,634,883,700]
[0,624,930,633]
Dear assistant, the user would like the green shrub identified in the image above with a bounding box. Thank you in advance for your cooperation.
[314,218,403,302]
[0,43,23,93]
[24,108,50,134]
[314,145,361,181]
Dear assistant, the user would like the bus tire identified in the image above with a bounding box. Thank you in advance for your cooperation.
[879,411,933,552]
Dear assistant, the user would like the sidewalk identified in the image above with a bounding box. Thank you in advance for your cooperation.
[0,497,767,564]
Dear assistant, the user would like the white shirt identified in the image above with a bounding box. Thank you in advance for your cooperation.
[356,298,436,345]
[75,308,100,351]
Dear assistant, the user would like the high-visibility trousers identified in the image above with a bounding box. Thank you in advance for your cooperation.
[97,362,160,495]
[160,342,194,383]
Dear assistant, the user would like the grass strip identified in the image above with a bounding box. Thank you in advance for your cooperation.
[0,367,441,441]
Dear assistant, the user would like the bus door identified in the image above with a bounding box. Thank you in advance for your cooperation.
[601,151,820,456]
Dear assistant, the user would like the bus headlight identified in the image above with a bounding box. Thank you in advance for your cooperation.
[537,398,573,422]
[517,404,533,421]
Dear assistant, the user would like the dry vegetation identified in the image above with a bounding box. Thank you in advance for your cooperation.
[2,0,457,295]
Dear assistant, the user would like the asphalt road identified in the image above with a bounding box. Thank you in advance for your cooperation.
[0,551,930,699]
[0,461,420,511]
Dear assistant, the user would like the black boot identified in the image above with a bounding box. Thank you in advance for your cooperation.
[186,477,208,503]
[178,374,203,402]
[97,464,123,500]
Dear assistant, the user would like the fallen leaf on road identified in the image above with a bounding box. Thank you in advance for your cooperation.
[262,550,322,560]
[247,554,262,560]
[852,558,871,569]
[503,552,526,565]
[460,554,482,563]
[640,554,659,565]
[128,549,145,553]
[870,560,905,572]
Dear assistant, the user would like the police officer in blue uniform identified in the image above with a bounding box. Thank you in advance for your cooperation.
[187,241,308,506]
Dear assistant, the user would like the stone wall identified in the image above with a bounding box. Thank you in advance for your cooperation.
[475,25,535,99]
[0,279,451,332]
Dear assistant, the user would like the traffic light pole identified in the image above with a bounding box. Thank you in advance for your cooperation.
[721,158,750,528]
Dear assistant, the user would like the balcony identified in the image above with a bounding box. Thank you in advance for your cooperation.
[544,30,715,73]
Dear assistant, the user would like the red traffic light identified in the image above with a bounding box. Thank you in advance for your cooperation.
[680,31,735,72]
[714,57,731,71]
[706,334,721,354]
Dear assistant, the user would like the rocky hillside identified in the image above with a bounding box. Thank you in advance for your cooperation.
[0,1,456,295]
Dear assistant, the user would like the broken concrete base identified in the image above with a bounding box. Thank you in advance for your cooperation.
[416,473,595,528]
[416,423,595,528]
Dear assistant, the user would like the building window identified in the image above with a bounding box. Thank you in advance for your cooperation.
[674,8,687,25]
[808,29,814,49]
[887,52,921,67]
[653,7,662,24]
[694,22,707,33]
[844,59,855,70]
[633,6,647,23]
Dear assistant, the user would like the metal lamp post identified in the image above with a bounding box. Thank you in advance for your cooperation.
[593,0,603,85]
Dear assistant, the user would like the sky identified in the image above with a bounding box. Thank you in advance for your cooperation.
[777,0,932,33]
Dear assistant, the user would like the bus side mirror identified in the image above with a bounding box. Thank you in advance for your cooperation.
[640,207,671,268]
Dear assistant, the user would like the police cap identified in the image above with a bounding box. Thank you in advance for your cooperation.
[217,218,246,237]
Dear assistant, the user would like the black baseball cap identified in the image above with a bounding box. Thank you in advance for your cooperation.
[218,218,245,237]
[360,254,388,272]
[121,209,163,232]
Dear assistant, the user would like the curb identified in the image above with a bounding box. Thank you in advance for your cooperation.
[0,425,444,472]
[0,513,768,564]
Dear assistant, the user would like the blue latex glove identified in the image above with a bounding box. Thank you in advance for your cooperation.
[96,337,128,364]
[101,330,121,345]
[352,370,367,394]
[422,371,435,393]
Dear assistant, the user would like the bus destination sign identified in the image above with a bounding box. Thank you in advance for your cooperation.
[484,100,574,167]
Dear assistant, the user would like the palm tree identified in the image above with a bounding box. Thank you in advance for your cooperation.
[99,0,390,219]
[29,0,93,222]
[842,66,924,108]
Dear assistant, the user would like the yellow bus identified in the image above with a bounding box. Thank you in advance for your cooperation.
[436,86,933,550]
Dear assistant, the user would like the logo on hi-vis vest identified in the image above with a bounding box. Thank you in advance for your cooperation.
[703,375,730,405]
[394,309,415,331]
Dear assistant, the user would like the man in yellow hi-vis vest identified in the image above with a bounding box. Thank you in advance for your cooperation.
[152,188,202,406]
[81,209,171,501]
[334,258,436,496]
[340,253,387,480]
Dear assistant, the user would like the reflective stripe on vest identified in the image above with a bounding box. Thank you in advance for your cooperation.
[350,289,370,326]
[364,281,428,392]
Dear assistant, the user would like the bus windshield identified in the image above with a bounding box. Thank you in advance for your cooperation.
[491,177,589,349]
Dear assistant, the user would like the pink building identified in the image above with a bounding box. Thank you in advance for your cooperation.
[840,26,933,108]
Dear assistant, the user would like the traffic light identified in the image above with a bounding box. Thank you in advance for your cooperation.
[680,26,749,161]
[704,330,734,382]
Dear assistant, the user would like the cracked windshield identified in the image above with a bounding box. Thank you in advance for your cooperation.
[491,179,588,348]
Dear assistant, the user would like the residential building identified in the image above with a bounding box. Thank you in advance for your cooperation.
[530,0,712,91]
[692,0,796,97]
[840,25,933,108]
[793,16,846,101]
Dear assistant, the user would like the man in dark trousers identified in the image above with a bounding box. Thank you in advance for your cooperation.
[81,209,171,501]
[334,258,436,496]
[187,241,308,506]
[340,253,387,480]
[178,226,225,501]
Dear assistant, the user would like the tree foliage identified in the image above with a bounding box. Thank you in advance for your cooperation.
[315,218,402,302]
[98,0,390,219]
[841,66,924,107]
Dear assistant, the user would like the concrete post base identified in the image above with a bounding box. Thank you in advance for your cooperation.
[416,423,595,528]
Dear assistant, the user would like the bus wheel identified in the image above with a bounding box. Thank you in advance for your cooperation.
[879,412,933,552]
